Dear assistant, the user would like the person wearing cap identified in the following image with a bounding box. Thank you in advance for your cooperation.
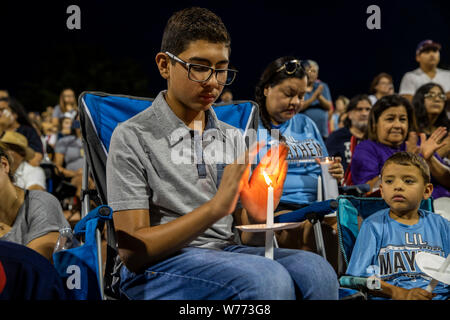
[0,131,46,191]
[399,40,450,102]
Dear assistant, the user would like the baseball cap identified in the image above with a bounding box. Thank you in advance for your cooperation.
[416,40,441,55]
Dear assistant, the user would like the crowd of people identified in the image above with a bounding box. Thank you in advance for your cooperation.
[0,7,449,301]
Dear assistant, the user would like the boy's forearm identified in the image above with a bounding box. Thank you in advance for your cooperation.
[116,200,226,272]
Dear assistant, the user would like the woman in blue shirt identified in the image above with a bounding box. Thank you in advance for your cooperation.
[255,56,343,206]
[254,56,343,268]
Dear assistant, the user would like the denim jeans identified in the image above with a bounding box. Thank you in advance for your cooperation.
[118,245,339,300]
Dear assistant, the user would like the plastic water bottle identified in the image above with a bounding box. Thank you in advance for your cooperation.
[53,227,81,253]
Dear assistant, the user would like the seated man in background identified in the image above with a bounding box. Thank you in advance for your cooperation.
[326,94,372,174]
[0,131,46,191]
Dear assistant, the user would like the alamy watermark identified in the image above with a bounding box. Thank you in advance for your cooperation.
[66,5,81,30]
[366,5,381,30]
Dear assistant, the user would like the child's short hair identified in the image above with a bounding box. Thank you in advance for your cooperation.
[160,7,231,56]
[381,152,431,184]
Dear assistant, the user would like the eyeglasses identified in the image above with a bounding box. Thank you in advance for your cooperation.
[275,60,306,75]
[424,92,446,101]
[165,52,238,86]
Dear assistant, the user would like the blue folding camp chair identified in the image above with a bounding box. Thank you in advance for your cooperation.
[76,91,346,299]
[336,194,434,299]
[53,205,113,300]
[75,91,259,299]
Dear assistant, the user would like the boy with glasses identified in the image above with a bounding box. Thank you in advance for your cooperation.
[106,7,338,300]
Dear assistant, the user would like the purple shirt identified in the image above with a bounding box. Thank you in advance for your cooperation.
[351,139,450,199]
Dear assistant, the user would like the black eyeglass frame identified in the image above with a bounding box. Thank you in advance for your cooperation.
[165,51,238,86]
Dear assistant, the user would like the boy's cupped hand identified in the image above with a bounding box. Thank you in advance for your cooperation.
[239,143,289,223]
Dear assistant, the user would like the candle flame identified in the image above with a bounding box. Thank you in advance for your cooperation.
[262,171,273,186]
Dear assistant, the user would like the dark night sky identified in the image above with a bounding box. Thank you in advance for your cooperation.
[2,0,450,111]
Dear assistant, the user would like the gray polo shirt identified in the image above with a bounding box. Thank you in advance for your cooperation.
[106,91,246,249]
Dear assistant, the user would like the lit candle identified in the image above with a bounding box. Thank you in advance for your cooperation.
[319,157,339,200]
[262,171,274,227]
[262,171,274,260]
[317,175,323,201]
[267,185,274,227]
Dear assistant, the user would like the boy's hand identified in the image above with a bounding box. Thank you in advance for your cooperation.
[239,143,289,223]
[419,127,448,160]
[210,143,262,218]
[392,287,435,300]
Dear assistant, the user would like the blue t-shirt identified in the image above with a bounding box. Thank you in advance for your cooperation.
[257,113,328,205]
[302,80,332,139]
[346,208,450,300]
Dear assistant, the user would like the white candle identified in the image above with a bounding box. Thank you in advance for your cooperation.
[317,175,323,201]
[262,171,274,259]
[319,157,339,200]
[267,185,274,227]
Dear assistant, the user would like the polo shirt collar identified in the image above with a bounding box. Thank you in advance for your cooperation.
[152,91,227,147]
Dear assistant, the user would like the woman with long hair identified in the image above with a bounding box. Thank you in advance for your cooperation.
[412,82,450,159]
[255,56,343,271]
[52,88,78,128]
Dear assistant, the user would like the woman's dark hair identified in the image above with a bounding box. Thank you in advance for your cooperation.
[255,56,308,132]
[366,94,418,141]
[161,7,231,56]
[369,72,393,94]
[412,82,450,132]
[0,145,15,182]
[59,88,77,114]
[343,94,371,128]
[58,116,76,136]
[4,97,33,128]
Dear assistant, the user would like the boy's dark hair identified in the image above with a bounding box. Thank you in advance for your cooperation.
[381,152,431,184]
[365,94,418,141]
[161,7,231,57]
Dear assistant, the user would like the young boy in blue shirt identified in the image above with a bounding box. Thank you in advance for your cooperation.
[106,7,338,300]
[347,152,450,300]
